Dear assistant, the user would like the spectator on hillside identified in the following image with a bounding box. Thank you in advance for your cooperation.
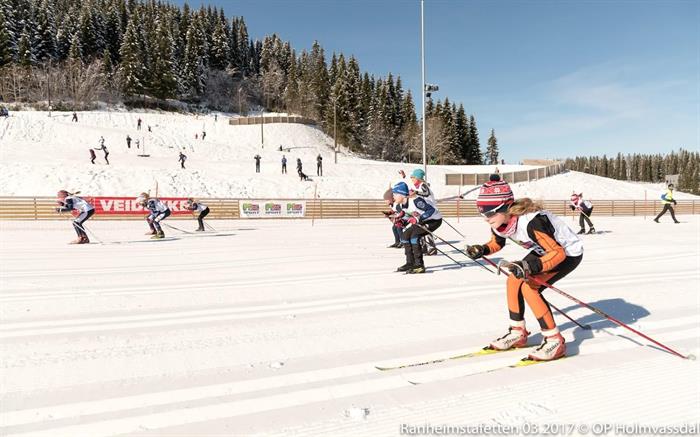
[202,131,206,140]
[126,135,132,149]
[135,139,140,149]
[296,158,302,176]
[89,149,96,164]
[148,125,152,132]
[0,106,8,117]
[316,154,323,176]
[281,155,287,174]
[254,154,261,173]
[137,118,142,130]
[95,143,109,165]
[71,112,78,122]
[179,151,187,169]
[278,145,283,151]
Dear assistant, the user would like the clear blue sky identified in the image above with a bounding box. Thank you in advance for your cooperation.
[180,0,699,163]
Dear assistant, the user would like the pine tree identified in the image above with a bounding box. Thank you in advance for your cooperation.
[17,27,35,66]
[486,128,499,165]
[0,8,14,66]
[149,19,177,99]
[118,16,144,97]
[467,115,482,164]
[209,16,229,70]
[33,0,57,62]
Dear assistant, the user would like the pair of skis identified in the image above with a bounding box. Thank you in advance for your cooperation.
[375,346,563,384]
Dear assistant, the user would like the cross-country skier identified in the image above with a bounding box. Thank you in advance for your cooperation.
[409,168,438,255]
[465,179,583,361]
[55,190,95,244]
[184,198,210,231]
[382,188,402,248]
[570,192,595,234]
[136,192,170,239]
[392,181,442,274]
[654,183,680,223]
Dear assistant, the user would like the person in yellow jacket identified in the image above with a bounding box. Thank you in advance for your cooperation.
[654,183,680,223]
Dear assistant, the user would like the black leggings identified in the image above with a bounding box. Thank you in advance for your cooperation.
[655,204,678,222]
[198,207,210,229]
[73,209,95,237]
[579,207,594,229]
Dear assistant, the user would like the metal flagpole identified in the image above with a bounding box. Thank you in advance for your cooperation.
[421,0,427,178]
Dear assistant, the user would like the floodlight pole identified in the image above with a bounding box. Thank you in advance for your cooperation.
[421,0,427,177]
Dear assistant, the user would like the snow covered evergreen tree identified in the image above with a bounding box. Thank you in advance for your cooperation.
[486,128,499,164]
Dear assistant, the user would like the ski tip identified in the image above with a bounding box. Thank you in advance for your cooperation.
[407,380,421,386]
[686,354,697,361]
[374,366,391,371]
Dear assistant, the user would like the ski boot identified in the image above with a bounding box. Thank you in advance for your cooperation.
[197,227,205,232]
[587,227,596,234]
[387,242,401,248]
[397,263,414,272]
[69,237,83,244]
[151,231,165,239]
[407,265,426,274]
[489,325,529,351]
[653,219,659,223]
[528,330,566,361]
[577,228,586,235]
[80,235,90,244]
[426,247,438,256]
[145,230,157,235]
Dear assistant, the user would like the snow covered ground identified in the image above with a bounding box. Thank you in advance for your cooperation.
[1,110,696,200]
[1,215,698,436]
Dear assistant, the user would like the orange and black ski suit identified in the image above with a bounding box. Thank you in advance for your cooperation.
[482,211,583,330]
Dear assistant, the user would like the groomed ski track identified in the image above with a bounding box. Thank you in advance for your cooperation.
[1,217,698,436]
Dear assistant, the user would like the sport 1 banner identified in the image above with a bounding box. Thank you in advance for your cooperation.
[239,200,306,218]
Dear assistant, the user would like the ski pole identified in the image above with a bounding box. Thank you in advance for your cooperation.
[482,254,693,360]
[60,212,103,244]
[485,257,590,330]
[441,218,466,238]
[416,223,494,273]
[163,223,194,234]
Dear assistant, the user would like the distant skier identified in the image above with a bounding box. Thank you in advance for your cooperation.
[55,190,95,244]
[296,158,302,176]
[136,192,170,239]
[126,135,132,149]
[254,154,261,173]
[281,155,287,174]
[135,139,140,149]
[316,154,323,176]
[184,198,210,231]
[137,118,142,130]
[89,149,96,164]
[465,179,583,361]
[654,183,680,223]
[179,151,187,169]
[202,131,206,140]
[392,181,442,274]
[570,192,595,234]
[409,168,438,255]
[148,125,152,132]
[71,112,78,122]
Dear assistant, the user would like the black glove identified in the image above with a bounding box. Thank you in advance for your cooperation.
[507,260,531,279]
[672,199,677,205]
[55,207,61,213]
[465,244,485,260]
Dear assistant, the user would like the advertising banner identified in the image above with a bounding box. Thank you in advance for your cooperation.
[86,197,193,215]
[239,200,306,218]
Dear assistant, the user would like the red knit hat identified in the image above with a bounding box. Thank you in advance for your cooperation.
[476,180,514,214]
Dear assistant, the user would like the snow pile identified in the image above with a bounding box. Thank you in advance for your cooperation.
[0,110,696,200]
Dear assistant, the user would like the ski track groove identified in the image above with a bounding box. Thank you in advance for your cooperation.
[1,321,697,436]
